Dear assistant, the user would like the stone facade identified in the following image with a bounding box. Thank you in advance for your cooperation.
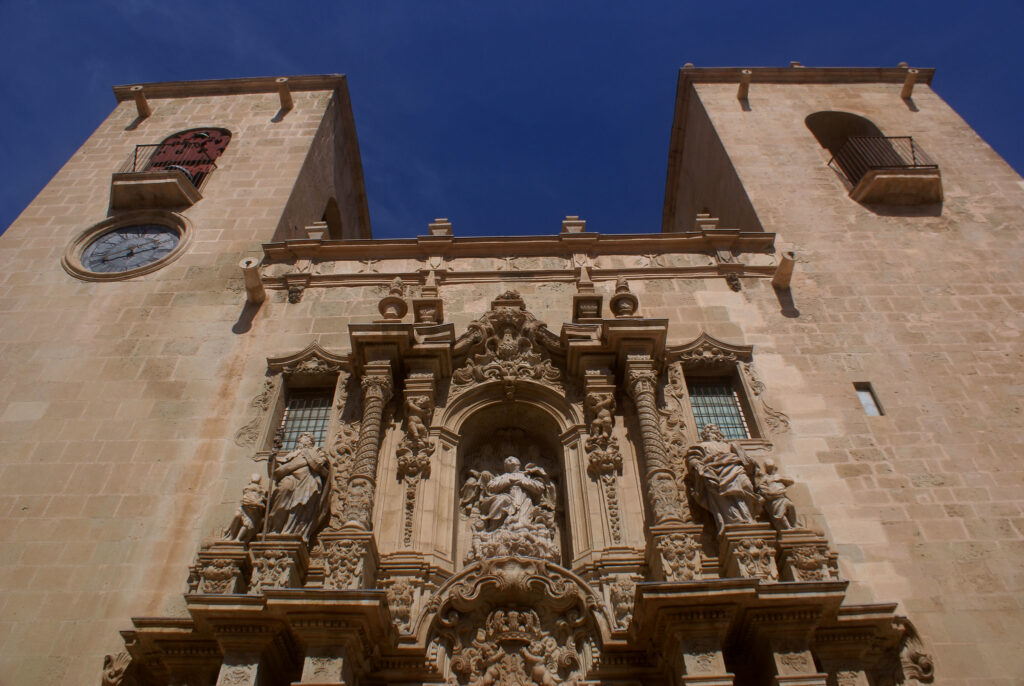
[0,67,1019,684]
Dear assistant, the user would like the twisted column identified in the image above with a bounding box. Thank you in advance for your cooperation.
[626,360,684,525]
[342,363,393,530]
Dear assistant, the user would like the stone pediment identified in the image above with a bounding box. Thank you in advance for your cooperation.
[450,291,565,398]
[266,342,350,383]
[667,331,753,369]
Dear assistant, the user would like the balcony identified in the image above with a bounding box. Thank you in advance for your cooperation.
[110,143,218,210]
[830,136,942,204]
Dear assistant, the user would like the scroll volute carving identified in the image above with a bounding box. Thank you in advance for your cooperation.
[428,558,600,686]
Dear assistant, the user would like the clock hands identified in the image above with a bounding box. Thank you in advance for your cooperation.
[100,243,165,263]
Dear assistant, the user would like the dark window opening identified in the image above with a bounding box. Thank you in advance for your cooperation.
[854,382,884,416]
[278,389,332,450]
[688,379,752,440]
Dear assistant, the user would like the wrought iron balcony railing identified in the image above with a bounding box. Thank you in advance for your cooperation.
[118,142,218,190]
[829,136,937,186]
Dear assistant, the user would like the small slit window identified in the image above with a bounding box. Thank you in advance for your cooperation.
[854,382,884,416]
[278,389,333,449]
[688,380,751,440]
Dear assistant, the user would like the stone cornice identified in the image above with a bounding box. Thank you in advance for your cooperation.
[677,65,935,87]
[113,74,348,101]
[261,229,775,261]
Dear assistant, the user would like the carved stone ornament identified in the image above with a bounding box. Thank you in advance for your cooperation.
[659,362,693,521]
[685,423,763,534]
[196,558,240,594]
[429,557,599,686]
[627,363,686,525]
[378,276,409,320]
[233,377,276,448]
[741,361,791,434]
[584,390,624,543]
[670,332,752,370]
[101,651,131,686]
[385,577,417,633]
[266,432,330,541]
[786,545,832,581]
[888,617,935,685]
[325,420,360,533]
[266,342,349,380]
[249,549,293,594]
[221,474,267,544]
[321,537,367,590]
[450,293,562,399]
[609,276,639,317]
[220,663,257,686]
[607,576,636,629]
[732,537,779,582]
[460,451,561,565]
[342,369,393,530]
[397,393,436,546]
[656,532,702,581]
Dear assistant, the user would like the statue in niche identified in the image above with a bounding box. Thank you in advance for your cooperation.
[266,432,331,541]
[757,458,799,531]
[460,433,560,564]
[685,423,763,534]
[222,473,267,544]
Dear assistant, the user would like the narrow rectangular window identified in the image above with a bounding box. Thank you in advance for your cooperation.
[854,382,883,416]
[688,380,751,440]
[278,389,333,449]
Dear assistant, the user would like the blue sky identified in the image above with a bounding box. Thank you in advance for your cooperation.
[1,1,1021,238]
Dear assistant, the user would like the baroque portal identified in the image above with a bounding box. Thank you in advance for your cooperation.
[108,291,933,686]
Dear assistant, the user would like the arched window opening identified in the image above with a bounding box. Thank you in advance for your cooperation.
[805,111,940,204]
[144,127,232,189]
[321,197,344,239]
[454,405,570,569]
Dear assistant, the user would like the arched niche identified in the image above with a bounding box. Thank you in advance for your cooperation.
[321,197,343,239]
[441,380,585,572]
[805,110,884,156]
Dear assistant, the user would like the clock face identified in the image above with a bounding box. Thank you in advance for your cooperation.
[80,224,181,274]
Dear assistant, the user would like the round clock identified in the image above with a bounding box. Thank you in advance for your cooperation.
[62,211,193,281]
[80,224,180,274]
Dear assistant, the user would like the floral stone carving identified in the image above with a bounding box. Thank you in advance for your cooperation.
[656,532,703,581]
[397,393,436,546]
[731,537,779,582]
[585,390,624,543]
[450,293,562,399]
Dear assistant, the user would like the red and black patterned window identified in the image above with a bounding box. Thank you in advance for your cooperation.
[145,128,231,187]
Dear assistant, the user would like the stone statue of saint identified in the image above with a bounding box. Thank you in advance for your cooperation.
[461,454,559,563]
[757,458,799,531]
[685,423,763,534]
[266,432,330,541]
[222,473,267,544]
[478,456,547,533]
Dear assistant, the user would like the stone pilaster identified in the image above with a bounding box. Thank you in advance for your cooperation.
[720,523,779,582]
[189,541,251,595]
[626,357,685,526]
[248,534,309,594]
[208,621,293,686]
[397,371,437,548]
[768,638,828,686]
[319,531,379,590]
[342,361,393,530]
[777,531,839,582]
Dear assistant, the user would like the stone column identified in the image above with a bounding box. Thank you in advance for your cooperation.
[625,357,684,526]
[342,361,393,530]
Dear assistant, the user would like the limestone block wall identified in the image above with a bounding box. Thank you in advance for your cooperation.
[0,80,366,684]
[674,77,1024,683]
